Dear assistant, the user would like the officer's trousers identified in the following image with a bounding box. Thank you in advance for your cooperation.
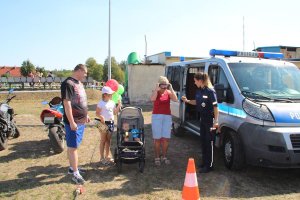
[200,119,214,168]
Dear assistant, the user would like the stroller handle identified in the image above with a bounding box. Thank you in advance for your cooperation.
[121,106,143,112]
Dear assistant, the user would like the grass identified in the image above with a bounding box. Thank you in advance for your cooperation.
[0,90,187,199]
[1,90,300,199]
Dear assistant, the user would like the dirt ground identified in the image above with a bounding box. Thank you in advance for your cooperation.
[1,91,300,199]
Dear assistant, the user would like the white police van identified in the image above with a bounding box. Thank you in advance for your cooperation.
[167,49,300,170]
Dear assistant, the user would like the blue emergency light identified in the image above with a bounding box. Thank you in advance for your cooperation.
[209,49,284,59]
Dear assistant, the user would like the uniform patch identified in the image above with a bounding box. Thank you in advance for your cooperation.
[203,95,208,98]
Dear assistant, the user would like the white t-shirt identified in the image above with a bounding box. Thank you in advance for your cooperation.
[97,100,116,121]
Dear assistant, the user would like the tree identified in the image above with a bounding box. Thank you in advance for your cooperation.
[85,57,103,82]
[36,66,46,77]
[52,69,72,78]
[20,60,35,76]
[1,73,9,78]
[103,57,125,83]
[119,60,127,71]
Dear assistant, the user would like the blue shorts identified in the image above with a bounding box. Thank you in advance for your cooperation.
[105,121,114,133]
[65,123,85,148]
[151,114,172,139]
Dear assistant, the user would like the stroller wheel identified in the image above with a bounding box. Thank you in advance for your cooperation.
[114,148,118,163]
[116,157,122,173]
[139,159,145,173]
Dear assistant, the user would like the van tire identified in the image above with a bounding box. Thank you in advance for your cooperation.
[172,123,185,137]
[223,131,245,170]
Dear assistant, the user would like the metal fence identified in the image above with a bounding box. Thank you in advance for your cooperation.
[0,76,95,90]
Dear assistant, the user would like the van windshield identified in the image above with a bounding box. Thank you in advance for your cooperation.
[228,62,300,101]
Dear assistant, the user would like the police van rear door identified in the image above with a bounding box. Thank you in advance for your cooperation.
[166,65,182,118]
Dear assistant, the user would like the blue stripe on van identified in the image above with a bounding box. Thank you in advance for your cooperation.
[218,104,247,118]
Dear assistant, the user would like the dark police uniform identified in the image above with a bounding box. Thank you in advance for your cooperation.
[195,86,218,171]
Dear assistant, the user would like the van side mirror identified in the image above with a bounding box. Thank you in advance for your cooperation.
[214,84,226,103]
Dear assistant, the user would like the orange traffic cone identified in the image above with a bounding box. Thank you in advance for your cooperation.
[182,158,200,200]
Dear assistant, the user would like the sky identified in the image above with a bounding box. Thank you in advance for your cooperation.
[1,0,300,70]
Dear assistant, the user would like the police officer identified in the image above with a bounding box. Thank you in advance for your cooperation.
[182,72,219,173]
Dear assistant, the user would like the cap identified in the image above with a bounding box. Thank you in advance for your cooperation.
[101,86,114,94]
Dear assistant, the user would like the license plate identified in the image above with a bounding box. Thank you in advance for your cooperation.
[44,117,55,124]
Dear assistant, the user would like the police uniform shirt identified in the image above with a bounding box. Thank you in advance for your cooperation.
[195,87,218,119]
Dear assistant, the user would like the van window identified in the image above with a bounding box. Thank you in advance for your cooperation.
[166,66,181,91]
[208,65,234,103]
[186,66,205,99]
[166,67,172,80]
[208,65,229,88]
[229,63,300,100]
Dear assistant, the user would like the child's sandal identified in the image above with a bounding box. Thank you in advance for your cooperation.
[100,158,107,165]
[154,158,161,166]
[161,157,171,165]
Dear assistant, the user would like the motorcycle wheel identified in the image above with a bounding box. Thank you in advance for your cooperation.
[48,126,65,154]
[0,133,8,151]
[11,123,20,138]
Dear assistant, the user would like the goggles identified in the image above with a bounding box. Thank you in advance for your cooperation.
[159,84,169,89]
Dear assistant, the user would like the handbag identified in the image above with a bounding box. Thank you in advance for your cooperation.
[97,122,108,133]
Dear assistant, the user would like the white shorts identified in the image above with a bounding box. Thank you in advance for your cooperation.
[151,114,172,139]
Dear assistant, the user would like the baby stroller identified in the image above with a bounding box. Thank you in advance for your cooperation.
[114,107,145,173]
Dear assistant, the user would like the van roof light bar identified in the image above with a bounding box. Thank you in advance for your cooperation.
[209,49,284,59]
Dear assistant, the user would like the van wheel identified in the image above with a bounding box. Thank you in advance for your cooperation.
[172,123,185,137]
[223,131,245,170]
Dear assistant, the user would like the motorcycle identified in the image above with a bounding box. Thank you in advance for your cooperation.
[0,89,20,151]
[40,96,65,154]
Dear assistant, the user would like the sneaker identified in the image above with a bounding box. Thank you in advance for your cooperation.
[68,167,86,175]
[72,174,85,184]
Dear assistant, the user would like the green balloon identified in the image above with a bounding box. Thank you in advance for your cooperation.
[112,92,119,104]
[117,84,125,95]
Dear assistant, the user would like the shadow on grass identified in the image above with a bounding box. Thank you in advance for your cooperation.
[95,124,300,199]
[0,139,53,163]
[91,123,188,198]
[208,164,300,199]
[0,164,70,198]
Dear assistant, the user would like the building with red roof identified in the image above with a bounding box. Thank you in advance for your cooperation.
[0,66,22,77]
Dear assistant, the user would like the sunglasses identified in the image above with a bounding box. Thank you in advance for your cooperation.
[159,84,169,89]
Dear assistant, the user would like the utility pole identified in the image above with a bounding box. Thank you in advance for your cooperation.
[144,35,147,63]
[108,0,111,80]
[243,16,245,51]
